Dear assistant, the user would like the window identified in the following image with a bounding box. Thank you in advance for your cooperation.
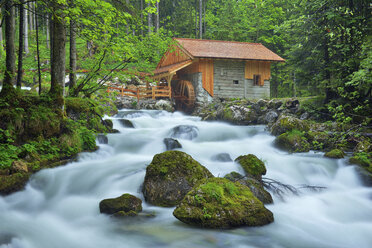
[253,74,262,86]
[233,80,239,85]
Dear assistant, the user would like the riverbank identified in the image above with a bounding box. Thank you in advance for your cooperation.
[0,92,118,195]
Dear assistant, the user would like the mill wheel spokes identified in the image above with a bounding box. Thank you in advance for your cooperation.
[174,80,195,113]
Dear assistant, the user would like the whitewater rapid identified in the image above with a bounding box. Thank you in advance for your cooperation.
[1,109,371,248]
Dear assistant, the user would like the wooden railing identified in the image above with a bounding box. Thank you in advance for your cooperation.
[106,85,171,100]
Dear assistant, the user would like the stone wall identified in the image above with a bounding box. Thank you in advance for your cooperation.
[213,60,270,100]
[179,72,212,103]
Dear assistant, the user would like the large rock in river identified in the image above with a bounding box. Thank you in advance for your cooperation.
[224,172,273,204]
[99,193,142,216]
[142,151,213,207]
[170,125,199,140]
[270,114,309,136]
[173,178,274,228]
[274,130,310,153]
[235,154,267,181]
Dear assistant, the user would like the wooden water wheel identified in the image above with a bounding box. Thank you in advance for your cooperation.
[173,80,195,112]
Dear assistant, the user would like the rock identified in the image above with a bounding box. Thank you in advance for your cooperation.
[221,105,257,125]
[170,125,199,140]
[154,100,174,112]
[257,99,267,107]
[163,138,182,151]
[354,139,371,153]
[211,153,233,162]
[270,115,310,136]
[324,149,345,159]
[99,194,142,215]
[274,130,310,153]
[10,160,28,173]
[224,171,245,181]
[300,112,309,120]
[173,178,274,228]
[235,154,266,181]
[285,99,300,110]
[0,173,30,195]
[267,99,283,109]
[261,111,278,124]
[224,172,273,204]
[118,119,134,128]
[142,151,213,207]
[97,134,108,144]
[102,119,113,130]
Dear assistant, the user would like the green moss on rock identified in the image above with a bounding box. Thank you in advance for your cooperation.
[0,173,30,195]
[270,115,310,136]
[325,149,345,159]
[99,193,142,215]
[143,151,213,207]
[235,154,266,180]
[274,129,310,153]
[173,178,274,229]
[224,172,273,204]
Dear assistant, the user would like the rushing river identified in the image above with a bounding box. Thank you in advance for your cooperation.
[1,109,372,248]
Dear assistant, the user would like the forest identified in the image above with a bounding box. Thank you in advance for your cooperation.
[0,0,370,116]
[0,1,372,247]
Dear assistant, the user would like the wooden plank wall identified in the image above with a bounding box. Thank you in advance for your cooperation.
[178,59,214,96]
[199,59,214,96]
[245,61,271,86]
[159,45,190,68]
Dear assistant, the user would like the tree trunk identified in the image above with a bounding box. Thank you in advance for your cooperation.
[69,10,77,95]
[0,0,16,97]
[49,9,66,104]
[0,24,2,43]
[195,0,197,38]
[155,1,159,32]
[148,2,152,34]
[28,2,33,31]
[35,4,42,95]
[203,0,206,37]
[140,0,144,37]
[17,0,25,88]
[46,15,50,49]
[24,2,29,55]
[199,0,202,39]
[126,0,130,34]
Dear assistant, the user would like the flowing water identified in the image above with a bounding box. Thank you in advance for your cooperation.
[1,109,372,248]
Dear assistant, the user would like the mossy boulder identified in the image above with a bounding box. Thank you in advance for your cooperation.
[173,178,274,229]
[270,115,310,136]
[99,194,142,216]
[142,151,213,207]
[274,130,310,153]
[221,105,258,125]
[324,149,345,159]
[224,172,273,204]
[0,173,30,195]
[235,154,266,180]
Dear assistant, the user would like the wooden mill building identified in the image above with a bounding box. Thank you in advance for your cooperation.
[153,38,285,110]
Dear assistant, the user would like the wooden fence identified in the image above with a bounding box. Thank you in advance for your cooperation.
[106,85,171,101]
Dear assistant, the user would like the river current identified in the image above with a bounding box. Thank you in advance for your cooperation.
[1,109,372,248]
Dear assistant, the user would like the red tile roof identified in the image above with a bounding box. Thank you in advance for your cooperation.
[175,38,285,62]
